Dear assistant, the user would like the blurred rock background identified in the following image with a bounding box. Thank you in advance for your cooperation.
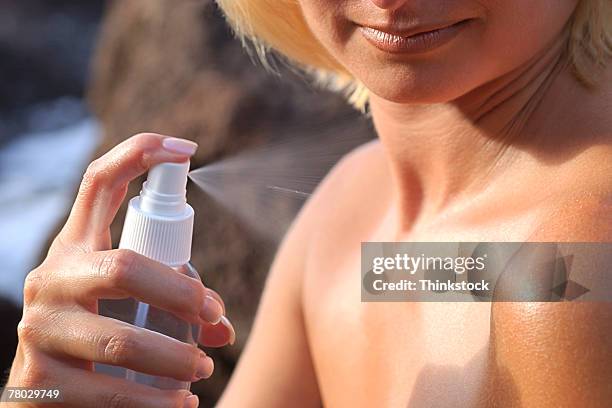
[0,0,104,375]
[1,0,374,405]
[0,0,104,141]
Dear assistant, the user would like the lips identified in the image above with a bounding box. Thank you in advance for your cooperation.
[358,19,472,54]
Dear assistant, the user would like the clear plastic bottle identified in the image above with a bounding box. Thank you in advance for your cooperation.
[95,161,199,391]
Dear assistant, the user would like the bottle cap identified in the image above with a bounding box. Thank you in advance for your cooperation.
[119,161,194,266]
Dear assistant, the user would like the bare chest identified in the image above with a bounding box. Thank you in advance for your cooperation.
[303,239,494,407]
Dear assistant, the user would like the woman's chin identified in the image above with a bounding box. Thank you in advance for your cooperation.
[365,80,472,106]
[353,63,480,105]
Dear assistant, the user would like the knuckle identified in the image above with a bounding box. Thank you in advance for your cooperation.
[98,250,138,287]
[130,132,157,146]
[48,232,76,255]
[100,328,139,366]
[184,280,206,318]
[185,347,203,380]
[20,360,50,388]
[23,268,44,305]
[128,133,156,170]
[167,392,188,408]
[104,392,135,408]
[17,312,42,343]
[81,159,106,191]
[168,397,184,408]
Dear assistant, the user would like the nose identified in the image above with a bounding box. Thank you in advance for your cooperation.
[369,0,409,11]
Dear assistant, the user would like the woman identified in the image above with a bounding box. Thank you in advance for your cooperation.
[5,0,611,407]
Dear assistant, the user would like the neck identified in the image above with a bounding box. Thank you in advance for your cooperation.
[370,30,590,231]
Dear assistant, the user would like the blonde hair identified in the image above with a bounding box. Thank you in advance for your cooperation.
[216,0,612,110]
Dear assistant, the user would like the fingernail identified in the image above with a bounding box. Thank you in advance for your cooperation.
[184,394,199,408]
[201,295,223,325]
[194,351,214,381]
[220,315,236,346]
[162,137,198,156]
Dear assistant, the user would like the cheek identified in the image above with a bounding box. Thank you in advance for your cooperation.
[297,0,352,54]
[478,0,579,68]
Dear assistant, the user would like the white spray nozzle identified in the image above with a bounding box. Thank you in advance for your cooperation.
[147,161,190,196]
[140,161,191,216]
[119,160,195,266]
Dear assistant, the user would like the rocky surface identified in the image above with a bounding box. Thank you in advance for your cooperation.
[64,0,374,403]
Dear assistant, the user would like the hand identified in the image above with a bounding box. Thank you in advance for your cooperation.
[4,133,235,408]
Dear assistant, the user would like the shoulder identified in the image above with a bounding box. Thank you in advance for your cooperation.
[528,188,612,242]
[266,139,386,300]
[491,191,612,403]
[488,301,612,405]
[490,192,612,404]
[272,139,388,275]
[528,143,612,242]
[309,139,387,203]
[288,139,389,239]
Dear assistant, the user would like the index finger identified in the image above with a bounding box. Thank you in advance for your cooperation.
[55,133,197,253]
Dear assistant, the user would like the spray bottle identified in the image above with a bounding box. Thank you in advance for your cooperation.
[95,161,200,390]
